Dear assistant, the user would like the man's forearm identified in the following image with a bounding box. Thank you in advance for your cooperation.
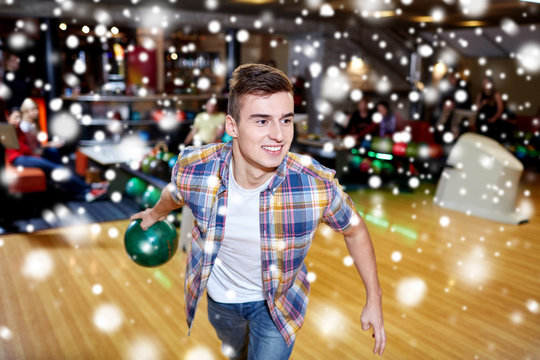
[150,185,183,220]
[344,221,382,302]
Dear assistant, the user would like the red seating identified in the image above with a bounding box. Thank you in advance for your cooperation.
[4,154,47,194]
[4,97,49,194]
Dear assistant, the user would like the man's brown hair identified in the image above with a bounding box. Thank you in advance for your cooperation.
[227,63,293,121]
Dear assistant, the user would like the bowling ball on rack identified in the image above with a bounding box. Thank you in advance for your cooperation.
[124,219,178,267]
[141,155,155,173]
[155,150,165,161]
[405,143,419,158]
[149,159,169,180]
[161,152,176,163]
[168,156,178,169]
[371,137,393,154]
[125,177,147,198]
[350,155,362,169]
[392,142,407,157]
[515,145,527,159]
[359,158,372,173]
[141,186,161,208]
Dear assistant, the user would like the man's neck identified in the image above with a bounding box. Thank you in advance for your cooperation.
[230,153,276,190]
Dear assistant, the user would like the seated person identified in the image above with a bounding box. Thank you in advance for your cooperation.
[183,98,226,146]
[5,109,108,202]
[343,98,378,139]
[19,98,64,162]
[376,100,396,138]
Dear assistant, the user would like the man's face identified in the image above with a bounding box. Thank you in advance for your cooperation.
[226,91,294,175]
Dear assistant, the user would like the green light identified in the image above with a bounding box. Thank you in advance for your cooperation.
[391,224,418,246]
[367,151,393,161]
[375,153,393,160]
[392,225,417,239]
[153,269,173,290]
[365,214,390,229]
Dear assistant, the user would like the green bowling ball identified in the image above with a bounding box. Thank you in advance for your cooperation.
[515,145,527,159]
[406,143,419,158]
[161,152,176,163]
[141,155,155,173]
[155,151,165,161]
[371,159,383,174]
[350,155,362,169]
[124,219,178,267]
[372,137,393,154]
[141,186,161,208]
[125,177,147,198]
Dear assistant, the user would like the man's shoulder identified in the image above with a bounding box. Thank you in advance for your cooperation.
[285,152,336,183]
[177,143,225,168]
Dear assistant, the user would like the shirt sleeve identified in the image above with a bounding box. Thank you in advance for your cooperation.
[168,153,185,205]
[322,178,357,233]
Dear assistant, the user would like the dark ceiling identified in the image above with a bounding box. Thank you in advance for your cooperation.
[0,0,539,31]
[0,0,539,61]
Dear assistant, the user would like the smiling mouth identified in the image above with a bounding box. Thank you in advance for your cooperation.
[262,145,282,152]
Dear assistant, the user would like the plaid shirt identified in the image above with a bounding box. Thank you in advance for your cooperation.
[170,141,356,346]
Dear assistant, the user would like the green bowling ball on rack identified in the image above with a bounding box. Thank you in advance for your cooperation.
[141,186,161,208]
[125,177,147,198]
[141,155,155,173]
[124,219,178,267]
[161,152,176,163]
[515,145,527,159]
[406,143,419,158]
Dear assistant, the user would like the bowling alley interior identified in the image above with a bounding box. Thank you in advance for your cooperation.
[1,0,540,359]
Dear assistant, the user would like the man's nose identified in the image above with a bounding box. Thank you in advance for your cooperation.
[269,121,284,142]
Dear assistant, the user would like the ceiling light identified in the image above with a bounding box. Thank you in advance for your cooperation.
[458,20,488,27]
[233,0,276,4]
[520,0,540,3]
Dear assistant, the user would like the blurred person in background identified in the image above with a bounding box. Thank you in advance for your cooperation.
[342,98,377,139]
[2,53,31,110]
[376,100,396,138]
[474,76,515,143]
[5,108,108,202]
[19,98,65,163]
[183,98,226,146]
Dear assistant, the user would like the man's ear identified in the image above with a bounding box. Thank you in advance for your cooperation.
[225,115,238,138]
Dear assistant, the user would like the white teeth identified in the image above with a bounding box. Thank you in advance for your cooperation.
[263,146,281,151]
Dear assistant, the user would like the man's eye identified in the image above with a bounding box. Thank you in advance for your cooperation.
[282,118,293,124]
[257,120,268,125]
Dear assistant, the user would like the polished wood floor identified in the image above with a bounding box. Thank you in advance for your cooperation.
[1,172,539,359]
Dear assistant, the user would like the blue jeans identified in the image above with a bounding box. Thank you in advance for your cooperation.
[207,295,294,360]
[13,155,89,195]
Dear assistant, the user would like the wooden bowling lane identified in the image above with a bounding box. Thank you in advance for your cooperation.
[0,171,539,359]
[0,221,222,359]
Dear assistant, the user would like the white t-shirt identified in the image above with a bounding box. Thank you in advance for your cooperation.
[206,164,271,303]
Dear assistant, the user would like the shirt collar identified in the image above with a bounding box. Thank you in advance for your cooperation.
[218,140,288,194]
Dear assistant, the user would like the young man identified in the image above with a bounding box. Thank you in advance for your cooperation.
[131,63,386,359]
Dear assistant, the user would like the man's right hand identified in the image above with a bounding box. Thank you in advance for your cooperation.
[130,208,165,231]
